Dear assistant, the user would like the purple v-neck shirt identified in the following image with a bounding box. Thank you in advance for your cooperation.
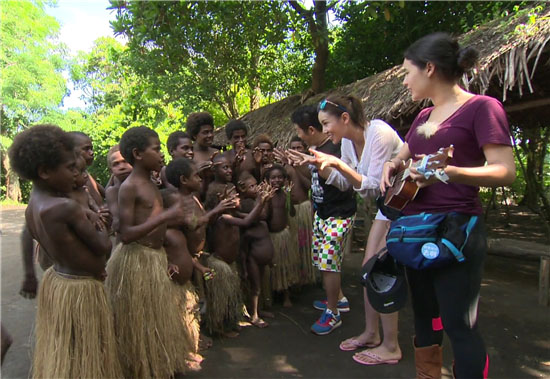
[403,95,512,216]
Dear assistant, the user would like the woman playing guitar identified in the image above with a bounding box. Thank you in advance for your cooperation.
[380,33,516,378]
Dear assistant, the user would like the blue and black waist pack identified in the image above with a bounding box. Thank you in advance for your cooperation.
[386,212,478,270]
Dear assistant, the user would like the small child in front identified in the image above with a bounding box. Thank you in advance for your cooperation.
[205,163,270,335]
[264,165,300,307]
[236,172,275,327]
[106,126,188,378]
[8,124,121,378]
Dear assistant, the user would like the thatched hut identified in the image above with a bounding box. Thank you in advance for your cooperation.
[214,5,550,145]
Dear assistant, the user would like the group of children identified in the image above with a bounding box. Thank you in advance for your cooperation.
[8,111,325,378]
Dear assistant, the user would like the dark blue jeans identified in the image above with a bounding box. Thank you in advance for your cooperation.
[406,216,487,378]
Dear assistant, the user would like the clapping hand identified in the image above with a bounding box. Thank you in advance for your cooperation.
[286,149,316,166]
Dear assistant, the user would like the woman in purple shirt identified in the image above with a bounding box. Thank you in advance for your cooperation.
[381,33,516,378]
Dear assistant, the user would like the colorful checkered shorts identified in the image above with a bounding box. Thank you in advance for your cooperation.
[311,213,354,272]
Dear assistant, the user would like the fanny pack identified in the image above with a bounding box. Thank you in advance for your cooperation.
[386,212,478,270]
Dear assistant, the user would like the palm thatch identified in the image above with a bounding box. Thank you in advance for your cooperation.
[214,4,550,146]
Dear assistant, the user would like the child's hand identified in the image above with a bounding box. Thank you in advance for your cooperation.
[202,268,216,281]
[167,263,180,279]
[98,205,112,227]
[273,148,290,165]
[235,146,246,165]
[286,149,315,166]
[253,147,263,164]
[165,199,187,225]
[283,180,294,194]
[197,160,214,173]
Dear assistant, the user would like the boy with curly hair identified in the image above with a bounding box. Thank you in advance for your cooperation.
[8,124,121,378]
[106,126,189,378]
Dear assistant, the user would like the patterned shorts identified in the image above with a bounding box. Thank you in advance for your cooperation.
[311,213,354,273]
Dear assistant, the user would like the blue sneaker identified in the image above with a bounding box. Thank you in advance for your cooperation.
[311,308,342,335]
[313,297,350,312]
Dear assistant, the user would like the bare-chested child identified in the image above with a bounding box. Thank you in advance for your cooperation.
[105,126,189,378]
[163,158,238,350]
[274,137,317,285]
[263,165,301,308]
[204,160,271,335]
[222,119,256,182]
[104,144,132,242]
[161,131,194,189]
[235,172,276,327]
[186,112,219,199]
[18,131,103,299]
[8,124,121,378]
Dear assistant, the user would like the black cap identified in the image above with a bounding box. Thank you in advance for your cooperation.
[360,250,408,314]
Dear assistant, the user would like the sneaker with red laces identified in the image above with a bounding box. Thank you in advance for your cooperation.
[311,308,342,335]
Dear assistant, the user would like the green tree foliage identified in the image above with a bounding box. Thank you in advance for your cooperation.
[327,1,525,88]
[1,0,68,201]
[109,0,309,118]
[1,0,68,135]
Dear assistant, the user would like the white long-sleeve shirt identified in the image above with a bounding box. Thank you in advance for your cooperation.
[326,119,403,199]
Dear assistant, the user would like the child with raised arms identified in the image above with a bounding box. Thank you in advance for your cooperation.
[263,165,300,308]
[235,171,275,327]
[275,136,316,286]
[8,124,121,378]
[106,126,189,378]
[163,157,239,342]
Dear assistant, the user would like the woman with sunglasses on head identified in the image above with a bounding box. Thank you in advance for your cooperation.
[379,33,515,378]
[310,95,404,366]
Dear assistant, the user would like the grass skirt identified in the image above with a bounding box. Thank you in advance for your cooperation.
[106,243,187,378]
[32,267,122,379]
[269,227,300,292]
[204,255,243,334]
[171,281,201,355]
[289,201,317,285]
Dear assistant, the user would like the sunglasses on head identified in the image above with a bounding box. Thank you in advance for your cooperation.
[318,99,348,113]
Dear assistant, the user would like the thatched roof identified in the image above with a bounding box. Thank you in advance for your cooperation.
[215,4,550,146]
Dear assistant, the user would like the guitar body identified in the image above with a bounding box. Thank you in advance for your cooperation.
[384,159,419,210]
[384,146,454,211]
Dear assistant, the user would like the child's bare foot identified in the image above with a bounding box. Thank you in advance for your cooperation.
[199,334,213,350]
[250,316,269,328]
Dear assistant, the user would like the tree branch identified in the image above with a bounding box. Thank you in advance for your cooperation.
[288,0,314,24]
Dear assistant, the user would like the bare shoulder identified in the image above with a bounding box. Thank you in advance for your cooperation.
[42,196,81,218]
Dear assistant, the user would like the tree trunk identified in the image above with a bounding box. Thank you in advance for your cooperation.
[288,0,330,94]
[249,54,261,111]
[2,151,21,202]
[310,0,329,94]
[311,39,329,94]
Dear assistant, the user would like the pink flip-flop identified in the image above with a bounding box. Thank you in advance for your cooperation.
[339,337,381,352]
[352,350,400,366]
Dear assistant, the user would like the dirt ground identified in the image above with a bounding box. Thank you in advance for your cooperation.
[1,206,549,378]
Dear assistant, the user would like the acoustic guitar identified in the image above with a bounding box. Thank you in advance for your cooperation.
[384,146,454,210]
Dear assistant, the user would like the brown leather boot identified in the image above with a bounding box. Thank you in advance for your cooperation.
[414,339,443,379]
